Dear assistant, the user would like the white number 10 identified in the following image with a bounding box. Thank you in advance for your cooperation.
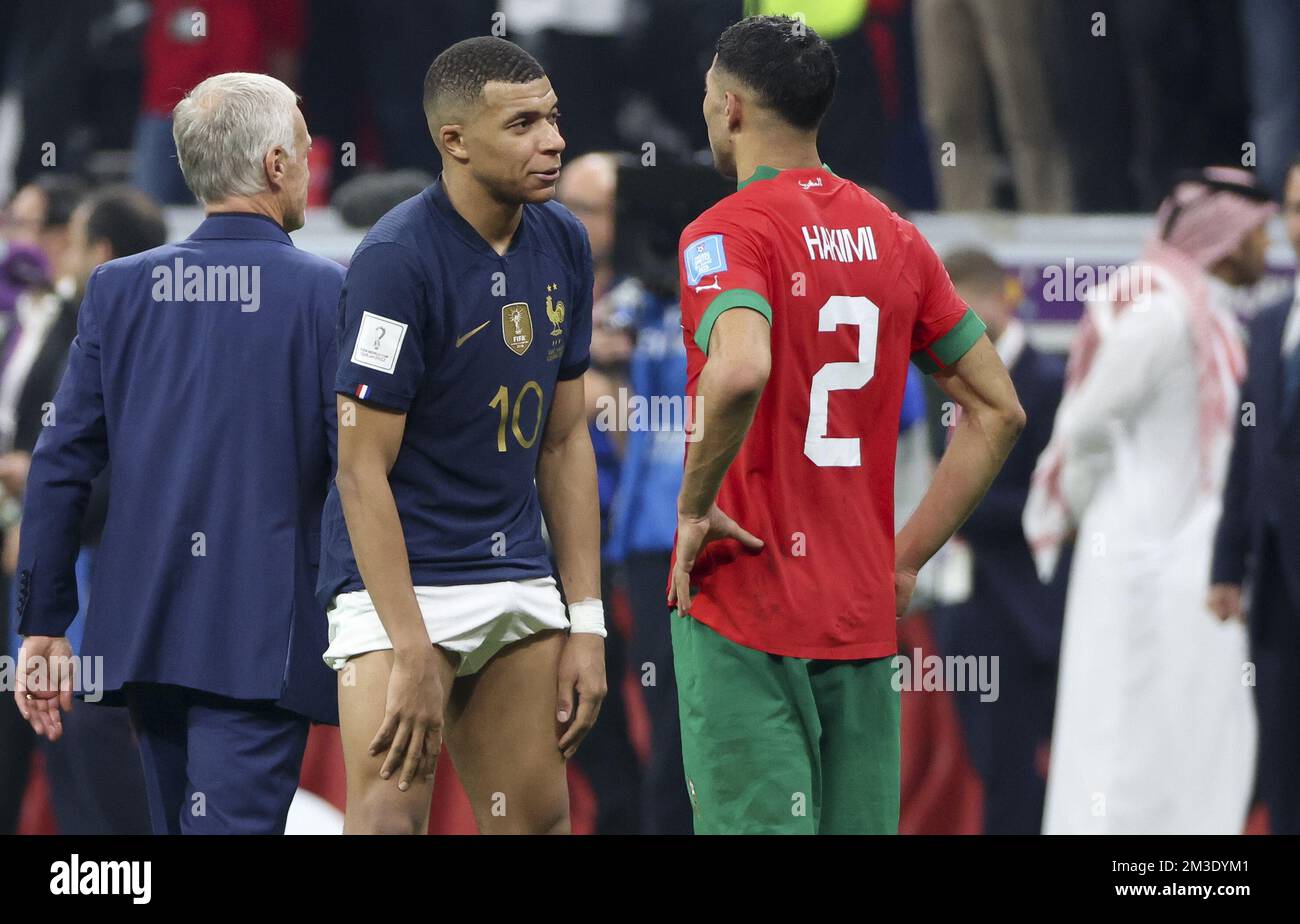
[803,296,880,467]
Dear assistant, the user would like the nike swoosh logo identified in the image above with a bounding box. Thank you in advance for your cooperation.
[455,319,492,348]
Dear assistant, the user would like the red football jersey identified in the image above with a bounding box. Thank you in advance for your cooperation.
[670,165,984,660]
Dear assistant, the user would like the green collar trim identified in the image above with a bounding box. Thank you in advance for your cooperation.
[737,162,836,190]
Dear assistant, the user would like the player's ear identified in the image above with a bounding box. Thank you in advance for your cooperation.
[438,123,470,165]
[724,91,743,133]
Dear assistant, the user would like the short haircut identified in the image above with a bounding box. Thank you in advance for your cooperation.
[82,186,168,259]
[172,72,300,205]
[29,173,89,229]
[943,248,1006,294]
[423,37,546,125]
[715,15,838,131]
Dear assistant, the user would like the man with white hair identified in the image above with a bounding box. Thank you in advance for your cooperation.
[12,73,342,834]
[1025,166,1276,834]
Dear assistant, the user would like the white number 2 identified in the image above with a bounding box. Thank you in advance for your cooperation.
[803,296,879,467]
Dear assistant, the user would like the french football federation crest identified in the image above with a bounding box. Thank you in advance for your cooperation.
[502,302,533,355]
[545,283,565,336]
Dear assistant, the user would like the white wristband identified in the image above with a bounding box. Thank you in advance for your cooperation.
[567,598,606,638]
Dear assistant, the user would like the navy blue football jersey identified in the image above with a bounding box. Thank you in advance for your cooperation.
[317,178,593,602]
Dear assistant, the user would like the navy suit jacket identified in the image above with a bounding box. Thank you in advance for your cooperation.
[16,214,343,724]
[1212,292,1300,649]
[947,342,1069,666]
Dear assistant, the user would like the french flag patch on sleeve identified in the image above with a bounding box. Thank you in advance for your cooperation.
[355,384,371,399]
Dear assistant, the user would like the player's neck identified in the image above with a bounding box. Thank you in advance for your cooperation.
[734,140,823,186]
[441,169,523,256]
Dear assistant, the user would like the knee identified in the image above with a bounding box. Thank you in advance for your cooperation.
[476,789,570,834]
[345,794,428,835]
[530,798,571,835]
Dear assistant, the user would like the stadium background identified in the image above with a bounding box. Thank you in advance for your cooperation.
[0,0,1294,834]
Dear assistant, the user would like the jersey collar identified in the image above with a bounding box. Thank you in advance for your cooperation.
[426,176,529,258]
[737,163,837,191]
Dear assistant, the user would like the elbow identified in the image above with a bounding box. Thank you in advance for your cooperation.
[541,418,591,463]
[1005,400,1028,440]
[707,358,770,405]
[978,398,1026,451]
[333,465,360,506]
[333,461,376,506]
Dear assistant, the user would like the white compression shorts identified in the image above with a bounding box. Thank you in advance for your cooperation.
[321,576,570,677]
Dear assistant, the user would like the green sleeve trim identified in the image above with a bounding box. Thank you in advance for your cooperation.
[695,288,773,354]
[912,308,987,374]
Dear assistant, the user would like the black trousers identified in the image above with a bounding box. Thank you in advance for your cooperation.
[0,696,151,835]
[624,550,694,835]
[1250,532,1300,835]
[936,602,1057,835]
[1251,644,1300,834]
[569,562,643,834]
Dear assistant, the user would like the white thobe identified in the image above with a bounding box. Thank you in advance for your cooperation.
[1042,271,1257,834]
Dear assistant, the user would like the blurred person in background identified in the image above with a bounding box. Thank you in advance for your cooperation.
[1211,156,1300,834]
[1043,1,1137,212]
[1025,166,1275,834]
[301,0,491,188]
[0,175,87,640]
[601,282,697,833]
[913,0,1071,212]
[133,0,304,204]
[2,174,87,288]
[934,249,1067,835]
[1116,1,1249,211]
[503,0,628,158]
[744,0,885,186]
[1240,1,1300,199]
[613,1,738,163]
[2,0,105,194]
[1045,1,1246,213]
[603,280,694,834]
[0,245,50,364]
[562,152,697,833]
[13,73,341,834]
[0,186,164,834]
[557,152,643,834]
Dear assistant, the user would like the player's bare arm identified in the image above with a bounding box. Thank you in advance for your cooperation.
[670,307,769,615]
[894,335,1025,616]
[535,376,607,759]
[335,394,446,789]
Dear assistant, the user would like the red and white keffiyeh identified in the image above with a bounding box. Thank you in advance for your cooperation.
[1023,168,1274,581]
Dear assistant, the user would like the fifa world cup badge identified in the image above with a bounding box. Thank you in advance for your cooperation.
[501,302,533,356]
